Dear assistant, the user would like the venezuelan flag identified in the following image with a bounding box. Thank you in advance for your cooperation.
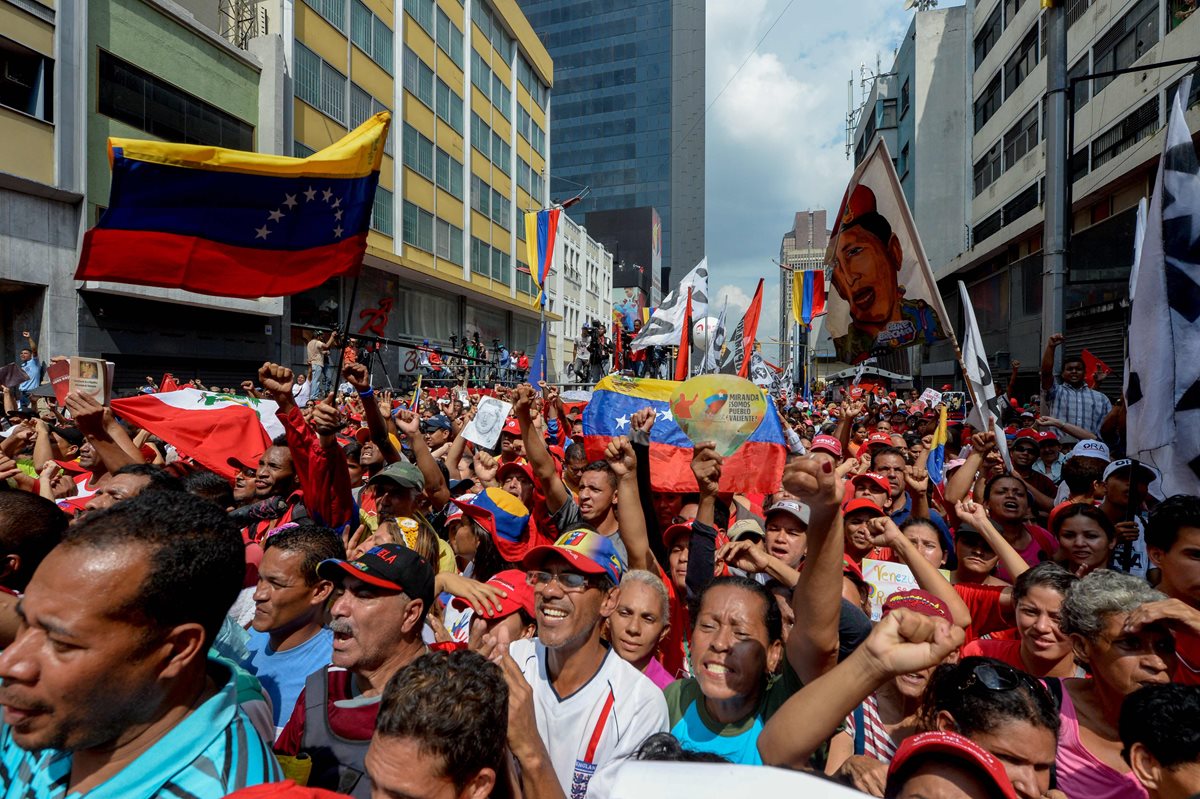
[582,375,787,494]
[523,208,560,308]
[927,403,949,486]
[76,113,390,299]
[791,268,827,327]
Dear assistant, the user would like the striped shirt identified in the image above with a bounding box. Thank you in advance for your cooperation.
[0,661,282,799]
[843,692,900,764]
[1045,380,1111,439]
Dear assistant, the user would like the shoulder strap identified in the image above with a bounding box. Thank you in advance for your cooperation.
[853,703,866,756]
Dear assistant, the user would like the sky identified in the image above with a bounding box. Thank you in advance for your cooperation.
[703,0,922,362]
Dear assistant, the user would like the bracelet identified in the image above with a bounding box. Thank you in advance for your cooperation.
[357,388,374,398]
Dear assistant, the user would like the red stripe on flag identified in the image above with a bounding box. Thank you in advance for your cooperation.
[584,436,784,495]
[78,228,364,298]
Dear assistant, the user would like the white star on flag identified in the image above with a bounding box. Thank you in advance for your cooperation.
[331,198,342,209]
[254,225,271,240]
[283,194,298,209]
[334,210,343,221]
[657,408,673,422]
[333,225,344,238]
[615,414,629,430]
[322,188,334,202]
[303,187,317,202]
[268,209,284,222]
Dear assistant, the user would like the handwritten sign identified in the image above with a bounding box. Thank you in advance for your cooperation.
[861,558,952,621]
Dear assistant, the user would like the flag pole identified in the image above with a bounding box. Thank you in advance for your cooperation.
[334,265,362,394]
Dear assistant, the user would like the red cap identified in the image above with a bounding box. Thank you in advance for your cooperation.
[496,461,535,486]
[851,472,891,495]
[224,780,354,798]
[811,434,843,458]
[866,431,893,448]
[1013,429,1040,442]
[842,497,886,517]
[842,556,867,587]
[662,519,693,547]
[887,732,1018,799]
[881,588,954,622]
[941,384,953,391]
[450,568,535,618]
[502,417,521,436]
[1038,429,1059,443]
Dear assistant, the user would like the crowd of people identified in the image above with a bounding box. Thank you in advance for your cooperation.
[0,330,1197,799]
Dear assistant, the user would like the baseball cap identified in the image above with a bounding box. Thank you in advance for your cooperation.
[523,527,626,585]
[353,428,402,452]
[842,556,868,590]
[420,414,452,432]
[1102,458,1160,485]
[501,417,521,436]
[48,425,84,447]
[851,472,891,495]
[881,588,954,622]
[1067,439,1111,462]
[886,731,1018,799]
[810,434,843,457]
[662,519,694,547]
[866,431,893,448]
[1038,429,1060,443]
[451,487,531,562]
[445,492,476,523]
[496,461,535,486]
[450,568,535,618]
[367,461,425,491]
[317,543,436,609]
[729,518,766,542]
[765,499,810,527]
[1013,429,1040,443]
[842,497,886,518]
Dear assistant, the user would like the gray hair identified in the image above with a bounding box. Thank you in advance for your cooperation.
[1061,569,1165,641]
[620,569,670,619]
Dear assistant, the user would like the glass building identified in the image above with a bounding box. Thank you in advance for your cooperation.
[516,0,705,285]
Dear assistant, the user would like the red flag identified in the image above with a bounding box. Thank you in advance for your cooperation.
[160,373,180,392]
[737,279,765,378]
[1082,349,1112,388]
[675,287,692,381]
[613,321,623,372]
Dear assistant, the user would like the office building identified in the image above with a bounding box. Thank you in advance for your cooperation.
[778,210,829,376]
[542,213,613,380]
[515,0,704,287]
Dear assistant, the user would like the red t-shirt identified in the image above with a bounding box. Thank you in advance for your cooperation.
[274,667,380,755]
[1175,628,1200,685]
[954,582,1009,643]
[962,637,1024,670]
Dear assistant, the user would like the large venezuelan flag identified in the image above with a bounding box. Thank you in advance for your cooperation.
[523,208,560,308]
[582,375,787,494]
[791,268,827,327]
[76,113,390,299]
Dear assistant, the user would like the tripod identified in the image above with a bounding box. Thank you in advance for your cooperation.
[360,343,394,389]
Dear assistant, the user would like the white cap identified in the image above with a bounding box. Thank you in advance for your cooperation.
[1068,439,1111,462]
[1101,458,1160,484]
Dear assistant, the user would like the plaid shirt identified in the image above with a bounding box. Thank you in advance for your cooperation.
[1046,380,1112,438]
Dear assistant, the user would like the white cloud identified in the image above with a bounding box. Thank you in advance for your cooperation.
[711,283,752,319]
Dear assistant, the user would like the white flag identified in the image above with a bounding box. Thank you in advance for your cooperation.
[958,281,1011,470]
[1127,77,1200,497]
[631,258,709,351]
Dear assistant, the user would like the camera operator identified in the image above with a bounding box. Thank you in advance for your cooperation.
[587,321,611,383]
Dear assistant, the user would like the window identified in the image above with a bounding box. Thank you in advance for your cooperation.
[1004,0,1024,25]
[294,141,316,157]
[472,113,490,159]
[372,17,393,73]
[517,156,531,194]
[898,143,910,177]
[491,131,509,172]
[492,247,510,285]
[98,50,252,147]
[491,73,511,117]
[403,201,434,252]
[1002,182,1039,224]
[974,73,1002,132]
[471,174,491,217]
[472,50,491,100]
[900,78,910,117]
[435,79,464,133]
[879,98,898,128]
[371,187,394,235]
[403,48,434,108]
[974,141,1003,196]
[1093,0,1158,93]
[1067,0,1091,27]
[974,4,1002,66]
[973,209,1003,244]
[435,148,464,198]
[1003,26,1039,100]
[0,38,53,122]
[319,60,347,124]
[1002,105,1038,168]
[471,237,491,276]
[1069,57,1091,110]
[436,8,464,67]
[1070,147,1090,181]
[1091,96,1159,168]
[353,1,392,71]
[435,217,464,264]
[303,0,345,32]
[350,83,392,154]
[403,124,434,180]
[404,0,434,36]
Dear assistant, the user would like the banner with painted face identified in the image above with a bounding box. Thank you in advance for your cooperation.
[825,139,952,365]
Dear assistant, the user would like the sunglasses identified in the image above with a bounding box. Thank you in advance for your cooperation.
[526,570,593,591]
[960,661,1046,698]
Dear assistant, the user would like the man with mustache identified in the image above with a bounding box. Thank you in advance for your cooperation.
[273,542,434,798]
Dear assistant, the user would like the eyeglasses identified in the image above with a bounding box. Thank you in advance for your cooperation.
[526,570,592,591]
[960,661,1045,698]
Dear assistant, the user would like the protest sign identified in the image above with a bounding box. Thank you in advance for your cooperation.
[463,396,512,449]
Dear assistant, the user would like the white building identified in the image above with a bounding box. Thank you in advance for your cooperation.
[543,213,613,381]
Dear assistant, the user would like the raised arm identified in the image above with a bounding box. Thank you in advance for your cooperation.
[513,384,569,512]
[342,363,400,463]
[629,407,667,570]
[66,392,140,472]
[605,436,652,572]
[783,451,846,684]
[22,331,37,358]
[394,410,451,510]
[945,431,993,504]
[1040,333,1062,393]
[758,609,964,768]
[1038,415,1096,442]
[686,443,723,599]
[956,499,1028,586]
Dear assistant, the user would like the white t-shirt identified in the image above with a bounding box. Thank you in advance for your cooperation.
[508,638,669,799]
[292,380,311,407]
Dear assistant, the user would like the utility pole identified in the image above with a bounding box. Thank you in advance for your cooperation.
[1042,0,1068,374]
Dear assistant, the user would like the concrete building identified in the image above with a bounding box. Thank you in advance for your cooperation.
[515,0,704,288]
[541,212,612,380]
[777,210,829,378]
[922,0,1200,396]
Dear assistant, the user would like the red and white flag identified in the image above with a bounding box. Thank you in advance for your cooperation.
[111,388,284,479]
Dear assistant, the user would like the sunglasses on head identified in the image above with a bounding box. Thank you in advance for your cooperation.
[960,661,1046,697]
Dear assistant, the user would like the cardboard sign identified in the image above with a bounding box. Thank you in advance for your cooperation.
[462,396,512,449]
[47,358,113,406]
[861,558,952,621]
[669,374,767,458]
[910,388,943,413]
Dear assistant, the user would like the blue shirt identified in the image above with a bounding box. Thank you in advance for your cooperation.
[0,661,282,798]
[244,626,333,731]
[17,358,41,392]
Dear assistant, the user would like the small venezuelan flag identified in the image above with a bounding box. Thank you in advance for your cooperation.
[523,208,560,308]
[76,113,390,299]
[927,403,949,486]
[582,375,787,494]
